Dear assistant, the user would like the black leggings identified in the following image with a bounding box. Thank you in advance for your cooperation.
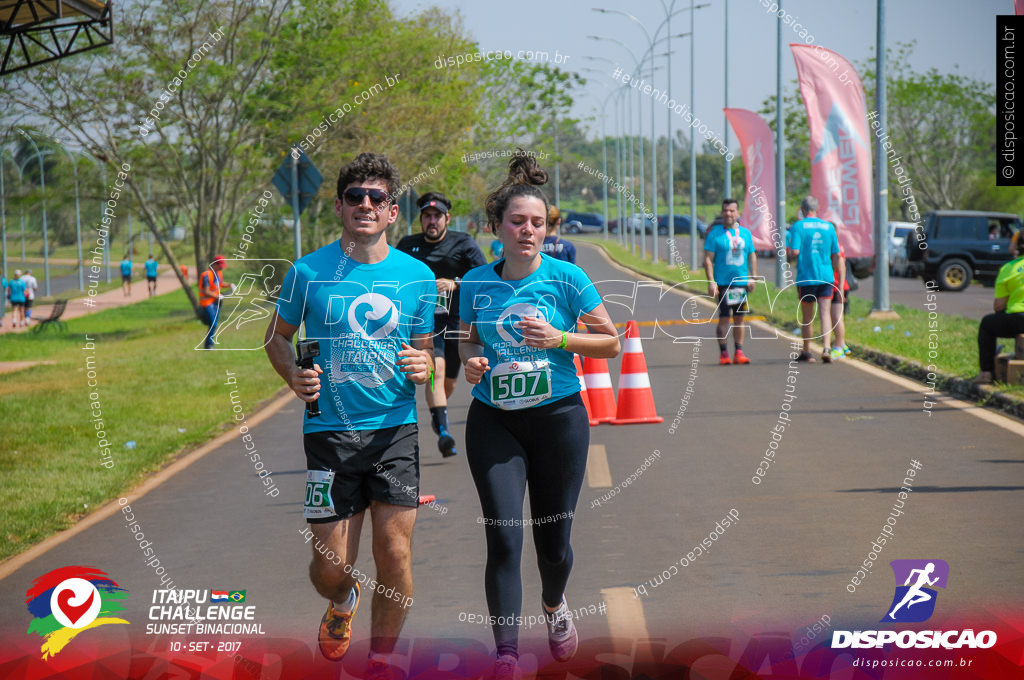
[465,393,590,658]
[978,310,1024,372]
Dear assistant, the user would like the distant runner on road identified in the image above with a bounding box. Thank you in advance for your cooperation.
[397,191,486,458]
[459,151,619,679]
[264,153,436,680]
[120,255,133,297]
[704,198,757,365]
[788,196,840,363]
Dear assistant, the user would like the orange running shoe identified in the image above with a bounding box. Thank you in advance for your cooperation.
[719,351,732,365]
[734,349,750,364]
[318,583,360,661]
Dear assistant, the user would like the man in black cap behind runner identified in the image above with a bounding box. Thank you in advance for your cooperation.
[398,192,486,457]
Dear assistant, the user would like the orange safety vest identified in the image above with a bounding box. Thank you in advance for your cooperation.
[199,270,222,307]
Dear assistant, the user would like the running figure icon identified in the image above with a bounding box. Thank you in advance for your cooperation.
[887,562,939,620]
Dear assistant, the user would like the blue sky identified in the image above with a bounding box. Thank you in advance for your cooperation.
[393,0,1003,142]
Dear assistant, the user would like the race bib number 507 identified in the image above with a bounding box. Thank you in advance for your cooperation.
[489,360,552,410]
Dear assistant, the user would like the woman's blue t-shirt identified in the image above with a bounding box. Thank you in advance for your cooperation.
[459,254,603,409]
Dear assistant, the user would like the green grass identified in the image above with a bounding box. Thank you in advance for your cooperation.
[579,236,1021,399]
[0,289,284,561]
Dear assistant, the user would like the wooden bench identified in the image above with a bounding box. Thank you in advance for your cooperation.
[994,334,1024,385]
[32,299,68,334]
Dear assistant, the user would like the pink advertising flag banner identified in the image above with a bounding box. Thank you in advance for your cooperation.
[1016,0,1024,15]
[724,108,777,251]
[791,43,874,258]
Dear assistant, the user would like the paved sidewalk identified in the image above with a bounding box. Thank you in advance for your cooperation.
[0,267,190,335]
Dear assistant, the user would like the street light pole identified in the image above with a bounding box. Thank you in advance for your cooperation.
[871,0,894,317]
[723,0,731,199]
[18,129,51,297]
[689,1,698,271]
[0,151,7,318]
[775,1,787,287]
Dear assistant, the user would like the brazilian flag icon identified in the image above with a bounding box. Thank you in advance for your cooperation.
[229,590,246,603]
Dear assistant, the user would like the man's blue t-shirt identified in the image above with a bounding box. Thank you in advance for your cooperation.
[8,278,26,303]
[790,217,839,285]
[120,260,132,276]
[704,224,754,287]
[459,254,603,409]
[145,259,158,277]
[276,241,437,433]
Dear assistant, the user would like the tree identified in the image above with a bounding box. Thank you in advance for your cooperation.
[860,43,995,215]
[2,0,486,310]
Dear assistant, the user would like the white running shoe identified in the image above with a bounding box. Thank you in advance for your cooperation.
[543,597,578,662]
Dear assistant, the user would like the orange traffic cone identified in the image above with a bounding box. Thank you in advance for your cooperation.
[574,355,600,426]
[583,356,616,423]
[612,320,663,425]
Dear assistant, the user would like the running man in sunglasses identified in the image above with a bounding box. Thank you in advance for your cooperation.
[397,192,487,458]
[264,153,437,679]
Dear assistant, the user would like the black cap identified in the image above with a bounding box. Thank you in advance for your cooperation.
[417,192,451,215]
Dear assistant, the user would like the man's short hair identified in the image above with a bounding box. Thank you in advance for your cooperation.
[800,196,819,215]
[722,198,739,209]
[336,153,400,201]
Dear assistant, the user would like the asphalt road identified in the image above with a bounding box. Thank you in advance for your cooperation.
[1,242,1021,677]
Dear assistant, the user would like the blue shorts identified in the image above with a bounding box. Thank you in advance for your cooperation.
[798,283,836,301]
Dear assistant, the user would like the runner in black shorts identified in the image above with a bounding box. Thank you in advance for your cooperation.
[459,151,620,679]
[264,153,436,679]
[398,192,486,457]
[704,199,757,365]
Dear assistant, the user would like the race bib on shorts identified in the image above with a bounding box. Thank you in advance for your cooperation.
[304,470,336,519]
[489,360,552,410]
[725,287,747,306]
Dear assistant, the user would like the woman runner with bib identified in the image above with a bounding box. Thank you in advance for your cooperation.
[459,151,620,679]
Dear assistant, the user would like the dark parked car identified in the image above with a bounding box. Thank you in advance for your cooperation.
[906,210,1022,291]
[561,210,604,234]
[657,214,708,237]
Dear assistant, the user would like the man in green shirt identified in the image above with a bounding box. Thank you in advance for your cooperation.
[974,233,1024,385]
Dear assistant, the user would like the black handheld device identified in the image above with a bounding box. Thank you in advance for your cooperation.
[295,339,321,418]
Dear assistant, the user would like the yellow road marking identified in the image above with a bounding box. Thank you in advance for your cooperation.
[587,444,612,488]
[601,586,650,654]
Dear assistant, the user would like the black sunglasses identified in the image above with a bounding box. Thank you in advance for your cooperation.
[342,187,391,207]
